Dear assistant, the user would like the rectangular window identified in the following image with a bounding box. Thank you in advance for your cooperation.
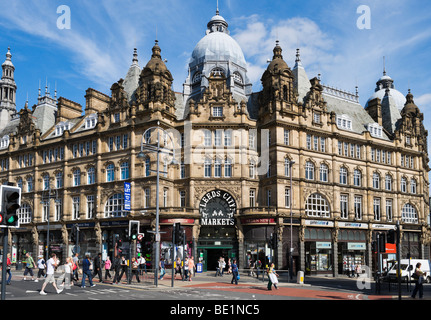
[373,198,381,221]
[87,195,95,219]
[144,188,150,208]
[180,190,186,208]
[212,106,223,117]
[284,129,290,145]
[108,137,114,152]
[224,130,232,146]
[249,189,256,208]
[386,199,393,222]
[285,188,291,208]
[306,134,312,150]
[354,196,362,220]
[320,137,325,153]
[340,195,348,219]
[55,199,62,221]
[73,197,80,220]
[214,131,222,146]
[204,130,212,147]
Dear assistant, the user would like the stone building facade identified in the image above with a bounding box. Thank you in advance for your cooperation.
[0,10,430,276]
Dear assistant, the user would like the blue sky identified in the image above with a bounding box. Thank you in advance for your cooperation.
[1,0,431,125]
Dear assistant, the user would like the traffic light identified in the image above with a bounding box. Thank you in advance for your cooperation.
[129,220,140,240]
[379,234,386,253]
[71,224,78,242]
[0,185,21,227]
[176,224,184,244]
[268,234,277,249]
[387,229,396,244]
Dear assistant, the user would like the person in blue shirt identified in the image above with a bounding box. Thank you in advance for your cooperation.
[81,255,95,288]
[231,259,239,285]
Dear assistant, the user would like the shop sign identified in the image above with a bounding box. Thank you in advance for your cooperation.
[316,242,332,249]
[338,222,367,229]
[199,190,236,226]
[241,218,275,225]
[347,243,366,250]
[160,218,195,225]
[372,224,396,230]
[305,220,334,227]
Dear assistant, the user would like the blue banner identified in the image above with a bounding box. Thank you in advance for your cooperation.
[124,182,131,211]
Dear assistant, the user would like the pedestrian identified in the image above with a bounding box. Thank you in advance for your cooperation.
[81,254,95,288]
[411,262,425,299]
[93,253,103,282]
[231,259,239,285]
[113,254,122,284]
[138,253,146,276]
[72,253,80,282]
[175,257,182,280]
[35,255,46,282]
[118,255,128,283]
[40,253,63,295]
[227,258,232,274]
[267,263,279,290]
[23,252,36,281]
[256,260,262,279]
[355,264,361,278]
[221,257,226,276]
[5,253,12,285]
[159,258,166,280]
[188,256,195,281]
[104,256,112,281]
[249,260,256,277]
[216,257,222,277]
[183,257,189,281]
[131,257,140,283]
[350,263,355,278]
[57,257,73,289]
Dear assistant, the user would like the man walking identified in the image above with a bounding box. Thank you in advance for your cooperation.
[93,253,103,282]
[40,253,63,295]
[81,254,95,288]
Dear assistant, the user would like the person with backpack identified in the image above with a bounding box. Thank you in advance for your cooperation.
[23,252,36,281]
[35,255,46,282]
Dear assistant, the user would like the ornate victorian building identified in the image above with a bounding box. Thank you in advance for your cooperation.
[1,10,429,276]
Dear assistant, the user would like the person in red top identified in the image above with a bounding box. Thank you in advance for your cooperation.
[6,253,12,285]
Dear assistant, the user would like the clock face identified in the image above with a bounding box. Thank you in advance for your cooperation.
[199,190,236,225]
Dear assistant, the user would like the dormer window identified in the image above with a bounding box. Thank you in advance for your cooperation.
[232,71,243,84]
[84,114,98,130]
[0,135,9,150]
[367,123,383,138]
[192,72,202,84]
[55,122,70,136]
[114,113,120,123]
[336,114,352,131]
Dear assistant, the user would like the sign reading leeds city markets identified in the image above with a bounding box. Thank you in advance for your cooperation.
[199,190,237,226]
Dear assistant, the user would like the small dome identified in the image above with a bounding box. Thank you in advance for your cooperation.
[366,88,406,111]
[402,91,419,116]
[143,41,168,73]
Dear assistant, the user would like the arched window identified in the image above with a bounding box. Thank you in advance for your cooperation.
[385,174,392,191]
[87,167,96,184]
[73,169,81,187]
[306,193,330,218]
[372,172,380,189]
[106,164,115,182]
[410,178,417,194]
[353,169,362,187]
[402,203,418,224]
[192,71,202,84]
[104,194,124,218]
[305,162,314,180]
[211,67,225,77]
[319,164,328,182]
[121,162,130,180]
[339,167,348,185]
[233,71,243,84]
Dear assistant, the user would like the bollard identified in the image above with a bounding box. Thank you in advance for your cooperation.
[297,271,304,284]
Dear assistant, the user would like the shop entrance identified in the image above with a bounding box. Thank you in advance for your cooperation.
[197,247,234,272]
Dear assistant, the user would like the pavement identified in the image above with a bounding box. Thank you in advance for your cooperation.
[6,268,429,300]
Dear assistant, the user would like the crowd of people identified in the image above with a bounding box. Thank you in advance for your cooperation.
[3,251,153,295]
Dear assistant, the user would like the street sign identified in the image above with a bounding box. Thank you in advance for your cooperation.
[137,234,144,241]
[124,182,131,211]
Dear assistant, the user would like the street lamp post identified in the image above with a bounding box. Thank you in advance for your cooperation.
[138,124,177,287]
[289,160,295,282]
[41,184,58,262]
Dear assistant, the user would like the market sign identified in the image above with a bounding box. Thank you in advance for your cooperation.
[199,190,236,226]
[124,182,131,211]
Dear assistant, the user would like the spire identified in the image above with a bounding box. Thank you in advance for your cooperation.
[132,48,139,66]
[151,40,161,59]
[216,0,219,15]
[383,56,386,76]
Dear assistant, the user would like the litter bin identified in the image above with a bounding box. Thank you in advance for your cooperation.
[16,261,23,271]
[297,271,304,284]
